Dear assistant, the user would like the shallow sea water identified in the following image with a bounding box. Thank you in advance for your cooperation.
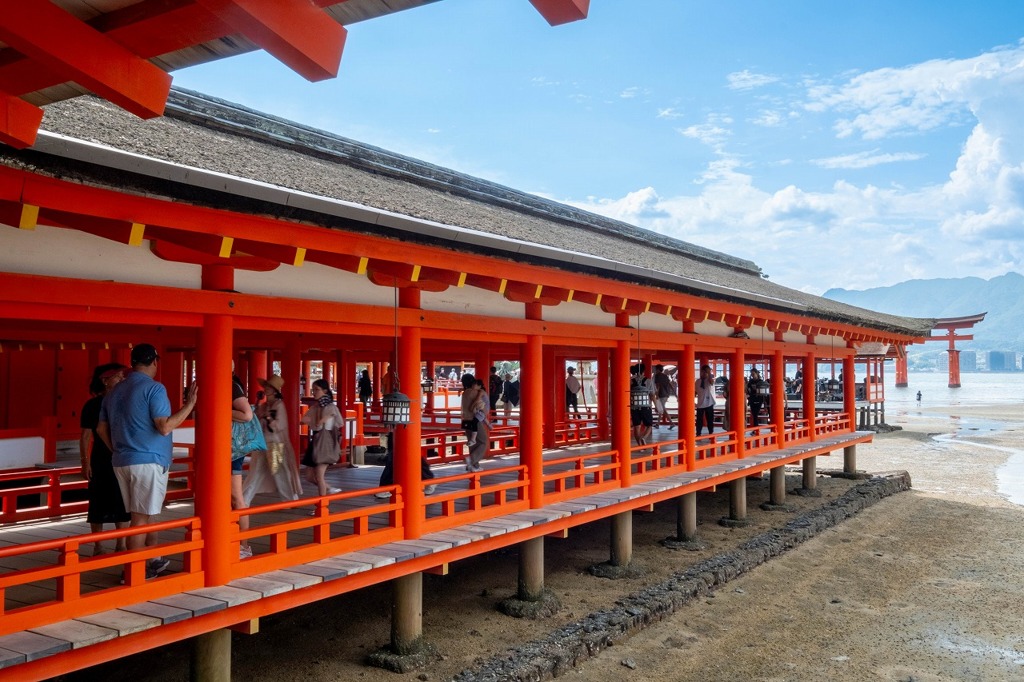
[887,371,1024,504]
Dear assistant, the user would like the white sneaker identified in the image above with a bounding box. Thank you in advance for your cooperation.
[470,464,483,473]
[463,456,472,471]
[424,484,437,495]
[239,545,253,559]
[374,491,392,499]
[326,487,342,495]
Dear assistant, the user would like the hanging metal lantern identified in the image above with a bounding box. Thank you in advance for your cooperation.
[753,378,770,397]
[629,382,650,410]
[381,390,411,426]
[420,378,435,394]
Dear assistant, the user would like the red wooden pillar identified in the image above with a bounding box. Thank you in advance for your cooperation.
[680,344,695,469]
[247,350,268,404]
[302,360,313,392]
[164,350,185,411]
[843,353,856,430]
[522,335,544,508]
[541,346,556,449]
[424,360,436,414]
[803,352,817,441]
[596,349,609,439]
[336,350,351,413]
[771,351,786,446]
[947,349,961,389]
[196,314,234,586]
[612,339,632,488]
[397,322,423,539]
[373,360,384,407]
[895,354,908,388]
[730,351,745,457]
[283,341,303,457]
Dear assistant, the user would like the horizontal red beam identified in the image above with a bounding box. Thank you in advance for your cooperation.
[529,0,590,26]
[0,90,42,148]
[195,0,346,82]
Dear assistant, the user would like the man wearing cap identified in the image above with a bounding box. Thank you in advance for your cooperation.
[565,366,581,417]
[97,343,197,578]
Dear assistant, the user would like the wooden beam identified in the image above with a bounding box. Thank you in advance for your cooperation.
[0,1,171,119]
[0,90,42,148]
[195,0,346,82]
[528,0,590,26]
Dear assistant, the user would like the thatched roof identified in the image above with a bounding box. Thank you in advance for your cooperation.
[10,89,934,337]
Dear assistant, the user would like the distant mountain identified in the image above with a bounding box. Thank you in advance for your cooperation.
[823,272,1024,358]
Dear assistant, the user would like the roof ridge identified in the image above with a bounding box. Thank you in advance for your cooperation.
[164,87,763,277]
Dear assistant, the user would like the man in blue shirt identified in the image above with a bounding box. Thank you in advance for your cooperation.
[97,343,197,577]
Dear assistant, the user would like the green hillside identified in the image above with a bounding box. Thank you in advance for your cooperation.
[823,272,1024,360]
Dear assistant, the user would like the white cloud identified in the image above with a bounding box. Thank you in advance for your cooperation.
[751,110,784,127]
[812,149,926,169]
[727,70,781,90]
[564,44,1024,293]
[620,86,647,99]
[530,76,560,87]
[678,123,730,148]
[657,107,683,119]
[806,44,1024,141]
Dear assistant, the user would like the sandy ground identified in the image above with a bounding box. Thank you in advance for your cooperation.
[58,403,1024,682]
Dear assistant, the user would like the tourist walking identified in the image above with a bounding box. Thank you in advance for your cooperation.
[97,343,197,579]
[565,366,581,417]
[501,371,520,417]
[80,363,131,556]
[695,364,716,436]
[301,379,342,498]
[460,373,489,472]
[653,364,675,428]
[630,364,655,446]
[244,375,302,504]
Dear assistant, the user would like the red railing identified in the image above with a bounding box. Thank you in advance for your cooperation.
[743,424,779,454]
[420,465,530,533]
[553,419,601,445]
[232,488,406,579]
[783,419,811,444]
[814,412,851,436]
[420,426,521,465]
[694,430,739,465]
[0,437,197,524]
[0,516,204,637]
[631,438,687,481]
[0,466,88,523]
[541,448,620,502]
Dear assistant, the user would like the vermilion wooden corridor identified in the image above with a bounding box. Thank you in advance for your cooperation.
[0,421,869,678]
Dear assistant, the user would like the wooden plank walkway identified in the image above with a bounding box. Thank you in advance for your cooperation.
[0,430,871,672]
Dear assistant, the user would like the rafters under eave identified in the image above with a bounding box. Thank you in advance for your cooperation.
[0,0,588,149]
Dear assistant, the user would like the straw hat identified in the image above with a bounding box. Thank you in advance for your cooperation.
[258,375,285,393]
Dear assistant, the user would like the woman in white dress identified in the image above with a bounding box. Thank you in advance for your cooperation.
[243,375,302,504]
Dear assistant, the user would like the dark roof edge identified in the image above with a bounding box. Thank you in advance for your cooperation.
[163,87,764,277]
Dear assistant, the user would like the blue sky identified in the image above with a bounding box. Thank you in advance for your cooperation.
[175,0,1024,295]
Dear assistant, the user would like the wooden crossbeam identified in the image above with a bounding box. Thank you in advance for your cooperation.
[0,1,171,120]
[0,90,43,148]
[195,0,346,82]
[528,0,590,26]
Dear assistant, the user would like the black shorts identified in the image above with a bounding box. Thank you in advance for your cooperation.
[630,407,653,427]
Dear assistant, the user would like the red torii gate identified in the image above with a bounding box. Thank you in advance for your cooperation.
[894,313,986,388]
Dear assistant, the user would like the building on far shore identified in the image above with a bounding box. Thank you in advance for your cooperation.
[987,351,1019,372]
